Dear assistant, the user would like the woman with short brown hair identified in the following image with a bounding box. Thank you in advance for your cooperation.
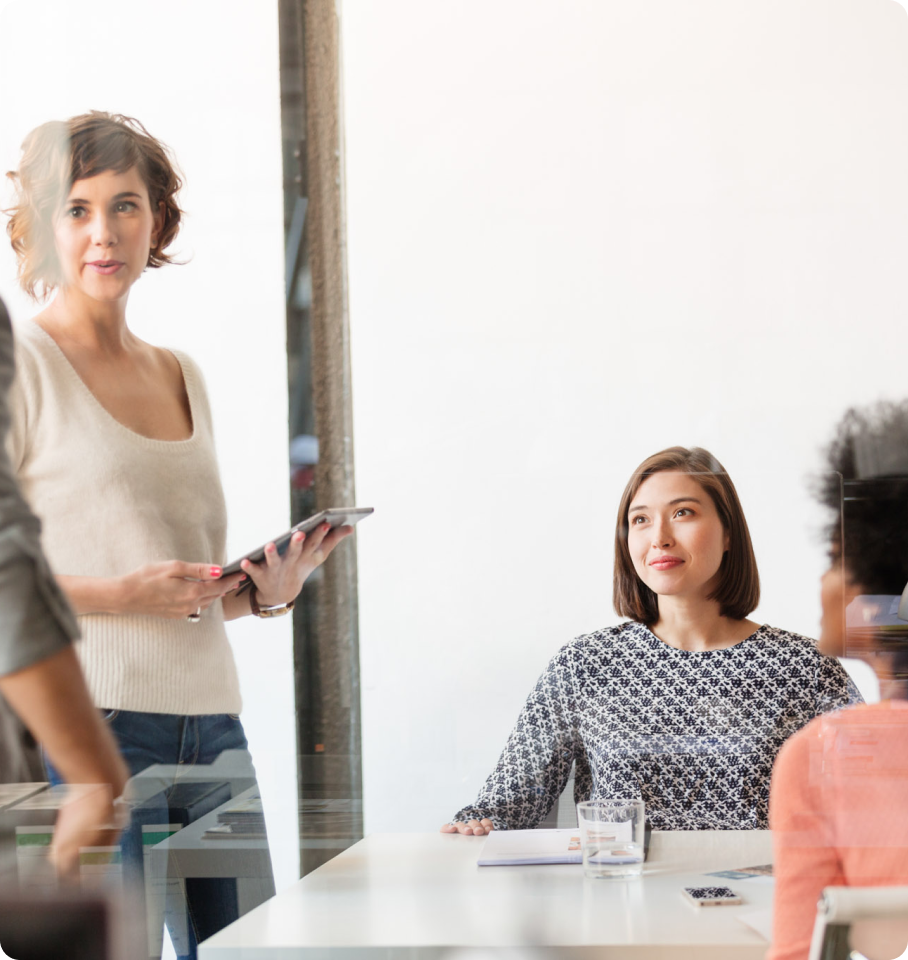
[443,446,860,834]
[613,445,760,625]
[5,111,351,960]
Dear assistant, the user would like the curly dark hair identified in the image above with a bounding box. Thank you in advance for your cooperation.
[817,400,908,595]
[5,111,183,300]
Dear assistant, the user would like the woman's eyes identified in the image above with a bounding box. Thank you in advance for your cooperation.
[64,201,137,219]
[630,508,694,525]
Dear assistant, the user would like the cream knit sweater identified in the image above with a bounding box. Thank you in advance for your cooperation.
[7,320,242,715]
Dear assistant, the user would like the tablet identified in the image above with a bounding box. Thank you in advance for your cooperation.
[221,507,373,579]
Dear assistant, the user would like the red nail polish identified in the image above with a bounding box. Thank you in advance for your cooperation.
[210,566,222,577]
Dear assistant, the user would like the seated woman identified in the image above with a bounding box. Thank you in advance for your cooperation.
[769,403,908,960]
[442,446,861,835]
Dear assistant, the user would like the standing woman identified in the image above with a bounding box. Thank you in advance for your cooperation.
[4,112,350,957]
[443,446,862,834]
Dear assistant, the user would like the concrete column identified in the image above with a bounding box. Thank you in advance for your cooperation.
[299,0,363,873]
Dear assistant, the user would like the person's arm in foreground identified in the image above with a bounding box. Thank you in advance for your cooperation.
[0,301,127,875]
[0,647,128,875]
[440,650,578,836]
[767,724,842,960]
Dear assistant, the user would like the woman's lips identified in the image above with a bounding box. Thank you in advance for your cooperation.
[87,261,125,275]
[650,556,683,570]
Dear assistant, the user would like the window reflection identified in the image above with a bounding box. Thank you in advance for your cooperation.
[0,745,273,959]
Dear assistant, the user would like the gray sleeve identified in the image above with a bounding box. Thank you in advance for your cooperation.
[0,302,79,677]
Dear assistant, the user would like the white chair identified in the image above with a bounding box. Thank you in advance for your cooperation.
[808,886,908,960]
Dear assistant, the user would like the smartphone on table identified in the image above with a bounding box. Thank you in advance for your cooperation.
[681,886,743,907]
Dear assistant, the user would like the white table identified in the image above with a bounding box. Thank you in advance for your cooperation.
[198,830,775,959]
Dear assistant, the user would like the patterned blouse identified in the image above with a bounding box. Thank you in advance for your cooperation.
[452,623,862,830]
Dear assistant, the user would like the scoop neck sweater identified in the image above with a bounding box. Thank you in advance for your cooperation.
[6,320,242,715]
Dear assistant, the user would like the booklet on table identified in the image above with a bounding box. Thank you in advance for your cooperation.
[706,864,774,881]
[477,828,582,867]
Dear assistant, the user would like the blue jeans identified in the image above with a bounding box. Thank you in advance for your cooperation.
[45,710,258,960]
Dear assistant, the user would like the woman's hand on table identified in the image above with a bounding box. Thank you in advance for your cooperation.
[237,522,353,608]
[440,819,495,836]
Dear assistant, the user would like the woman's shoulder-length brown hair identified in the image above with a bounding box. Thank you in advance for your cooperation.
[613,446,760,626]
[5,111,183,301]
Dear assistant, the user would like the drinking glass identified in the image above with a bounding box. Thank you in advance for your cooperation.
[576,799,645,879]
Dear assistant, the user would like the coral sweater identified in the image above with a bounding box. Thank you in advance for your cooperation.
[6,320,242,715]
[768,700,908,960]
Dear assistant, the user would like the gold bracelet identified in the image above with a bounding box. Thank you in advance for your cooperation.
[250,585,295,618]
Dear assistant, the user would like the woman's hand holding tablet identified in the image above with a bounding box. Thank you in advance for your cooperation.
[220,508,372,618]
[240,521,350,608]
[220,507,373,580]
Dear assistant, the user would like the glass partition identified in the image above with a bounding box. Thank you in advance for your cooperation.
[1,0,908,958]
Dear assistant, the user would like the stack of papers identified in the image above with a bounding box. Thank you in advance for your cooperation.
[203,794,266,841]
[477,828,582,867]
[299,798,362,838]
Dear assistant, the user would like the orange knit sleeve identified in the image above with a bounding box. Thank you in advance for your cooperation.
[767,721,845,960]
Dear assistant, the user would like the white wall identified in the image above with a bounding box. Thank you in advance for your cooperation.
[0,1,300,888]
[342,0,908,831]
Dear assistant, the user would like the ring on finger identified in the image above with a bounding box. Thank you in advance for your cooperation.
[187,608,202,623]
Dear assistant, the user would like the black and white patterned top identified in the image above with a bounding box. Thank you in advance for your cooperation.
[452,623,862,830]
